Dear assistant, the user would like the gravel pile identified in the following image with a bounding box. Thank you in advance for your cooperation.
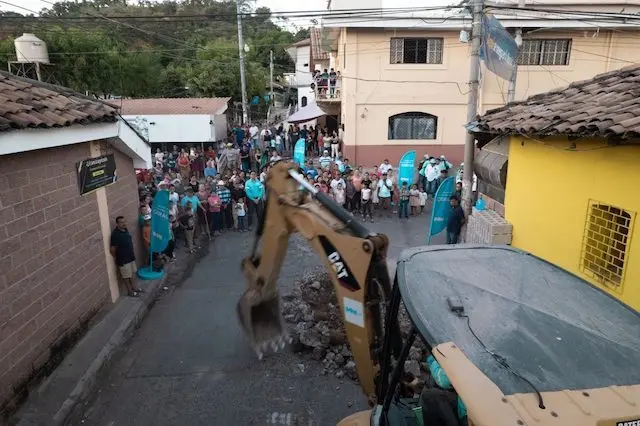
[282,272,429,391]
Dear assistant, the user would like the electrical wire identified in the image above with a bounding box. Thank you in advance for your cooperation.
[456,312,546,410]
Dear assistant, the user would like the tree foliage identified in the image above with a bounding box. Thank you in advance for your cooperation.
[0,0,299,103]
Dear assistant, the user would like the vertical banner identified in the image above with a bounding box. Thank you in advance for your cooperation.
[293,138,306,167]
[481,14,518,82]
[397,150,416,186]
[427,176,455,244]
[150,189,170,253]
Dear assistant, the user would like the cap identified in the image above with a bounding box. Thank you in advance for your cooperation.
[143,214,152,220]
[440,155,446,159]
[217,180,225,186]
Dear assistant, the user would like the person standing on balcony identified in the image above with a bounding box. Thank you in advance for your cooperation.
[329,68,337,98]
[321,69,329,98]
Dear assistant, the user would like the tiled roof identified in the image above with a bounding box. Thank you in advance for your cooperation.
[310,27,330,61]
[119,97,230,115]
[0,71,117,132]
[475,64,640,139]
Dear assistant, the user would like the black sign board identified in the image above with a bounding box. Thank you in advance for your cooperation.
[76,154,118,195]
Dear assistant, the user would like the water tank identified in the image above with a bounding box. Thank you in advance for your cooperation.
[15,33,50,64]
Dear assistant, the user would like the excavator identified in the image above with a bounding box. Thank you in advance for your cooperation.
[237,160,640,426]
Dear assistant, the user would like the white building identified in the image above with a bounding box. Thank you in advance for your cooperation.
[119,97,230,148]
[285,38,315,108]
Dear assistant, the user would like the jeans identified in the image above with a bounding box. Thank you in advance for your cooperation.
[446,231,460,244]
[398,200,409,218]
[247,199,264,228]
[361,200,372,218]
[237,216,245,230]
[208,211,222,233]
[427,179,438,197]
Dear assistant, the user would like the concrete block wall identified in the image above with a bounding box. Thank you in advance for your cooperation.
[467,207,513,245]
[0,143,110,414]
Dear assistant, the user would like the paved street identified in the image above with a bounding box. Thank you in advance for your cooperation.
[80,210,440,425]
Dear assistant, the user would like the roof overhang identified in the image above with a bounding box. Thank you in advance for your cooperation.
[0,119,152,169]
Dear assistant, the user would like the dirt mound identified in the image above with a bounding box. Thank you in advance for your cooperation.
[282,272,428,390]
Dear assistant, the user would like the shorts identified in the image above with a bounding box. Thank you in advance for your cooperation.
[119,261,137,279]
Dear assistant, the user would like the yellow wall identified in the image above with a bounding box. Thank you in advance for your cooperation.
[504,136,640,311]
[336,27,640,151]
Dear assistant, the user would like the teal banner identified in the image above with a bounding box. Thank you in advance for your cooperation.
[150,189,170,253]
[397,150,416,186]
[293,138,305,167]
[427,176,455,244]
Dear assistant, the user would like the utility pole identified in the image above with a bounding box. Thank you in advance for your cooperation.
[269,50,274,105]
[236,0,249,125]
[462,0,484,216]
[507,0,525,102]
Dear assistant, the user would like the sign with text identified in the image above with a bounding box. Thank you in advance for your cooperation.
[293,138,306,167]
[150,190,170,253]
[481,14,518,82]
[397,150,416,187]
[427,176,455,244]
[76,154,117,195]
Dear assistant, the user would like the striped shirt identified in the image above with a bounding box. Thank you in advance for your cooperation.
[217,188,231,204]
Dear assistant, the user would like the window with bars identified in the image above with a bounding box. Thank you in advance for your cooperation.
[388,112,437,140]
[518,39,572,66]
[580,201,634,289]
[390,38,444,64]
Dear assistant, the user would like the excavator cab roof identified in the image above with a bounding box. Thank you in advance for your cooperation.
[397,244,640,397]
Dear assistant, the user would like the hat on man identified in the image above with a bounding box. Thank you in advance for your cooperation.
[143,214,152,221]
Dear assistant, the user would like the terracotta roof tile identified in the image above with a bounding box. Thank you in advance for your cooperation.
[0,71,117,133]
[476,64,640,139]
[310,27,330,61]
[118,97,231,115]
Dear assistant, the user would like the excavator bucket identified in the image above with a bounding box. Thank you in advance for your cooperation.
[237,289,291,360]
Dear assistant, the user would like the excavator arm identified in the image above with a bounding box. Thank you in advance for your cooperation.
[237,160,401,403]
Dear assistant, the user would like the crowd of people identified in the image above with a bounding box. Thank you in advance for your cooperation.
[125,122,469,292]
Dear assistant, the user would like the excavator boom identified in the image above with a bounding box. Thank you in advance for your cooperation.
[237,161,399,402]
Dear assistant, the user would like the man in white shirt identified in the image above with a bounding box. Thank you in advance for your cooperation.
[249,124,259,149]
[376,172,393,216]
[319,150,332,170]
[379,159,393,175]
[154,148,164,164]
[330,175,345,192]
[260,126,272,150]
[425,158,440,197]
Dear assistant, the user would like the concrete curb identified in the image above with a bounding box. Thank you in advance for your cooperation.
[50,274,166,426]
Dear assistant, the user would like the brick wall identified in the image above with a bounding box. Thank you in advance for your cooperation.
[0,143,110,414]
[105,145,144,265]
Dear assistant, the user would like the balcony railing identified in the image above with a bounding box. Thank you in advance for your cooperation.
[313,77,341,102]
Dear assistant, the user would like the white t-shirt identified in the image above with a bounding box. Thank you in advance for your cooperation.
[154,152,164,163]
[169,191,179,204]
[330,178,345,192]
[361,188,372,201]
[379,163,393,174]
[377,178,393,198]
[275,135,282,145]
[419,192,427,206]
[249,126,259,138]
[334,189,346,205]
